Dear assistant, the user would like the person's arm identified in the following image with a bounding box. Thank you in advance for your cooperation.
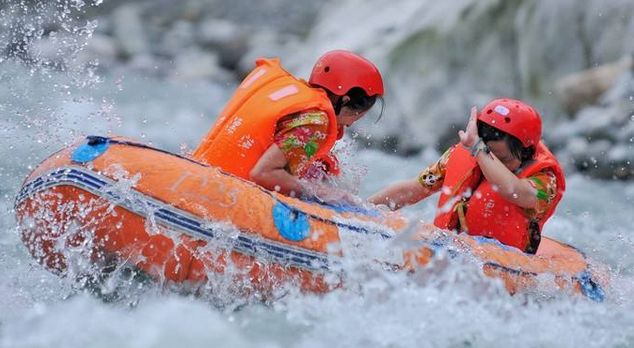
[250,144,359,204]
[369,147,451,210]
[460,107,538,209]
[250,110,327,196]
[249,144,304,197]
[473,146,538,208]
[368,178,433,210]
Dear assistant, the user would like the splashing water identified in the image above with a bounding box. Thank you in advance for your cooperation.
[2,1,634,348]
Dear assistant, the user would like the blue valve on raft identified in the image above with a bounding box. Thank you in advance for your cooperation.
[272,203,310,241]
[71,136,110,163]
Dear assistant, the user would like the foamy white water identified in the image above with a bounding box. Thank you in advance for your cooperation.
[2,1,634,347]
[2,80,634,345]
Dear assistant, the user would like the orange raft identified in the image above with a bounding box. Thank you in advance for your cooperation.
[14,136,606,300]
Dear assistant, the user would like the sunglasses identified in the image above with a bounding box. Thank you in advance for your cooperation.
[478,122,507,142]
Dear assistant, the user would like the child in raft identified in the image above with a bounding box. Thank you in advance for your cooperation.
[369,99,565,254]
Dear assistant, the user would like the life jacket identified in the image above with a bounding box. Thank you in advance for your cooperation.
[433,142,566,253]
[192,58,339,180]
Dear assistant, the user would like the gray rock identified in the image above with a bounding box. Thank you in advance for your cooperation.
[566,136,590,158]
[126,54,165,76]
[554,56,633,114]
[197,19,249,70]
[160,20,196,58]
[198,19,244,47]
[285,0,634,155]
[237,30,298,78]
[576,106,617,139]
[572,138,612,173]
[607,144,634,179]
[607,144,632,162]
[569,138,634,179]
[601,69,634,105]
[170,49,233,83]
[616,120,634,143]
[111,4,149,58]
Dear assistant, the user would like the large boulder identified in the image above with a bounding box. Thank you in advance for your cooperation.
[551,70,634,179]
[283,0,634,154]
[554,56,633,114]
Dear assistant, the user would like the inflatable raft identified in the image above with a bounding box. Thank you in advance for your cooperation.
[14,136,606,301]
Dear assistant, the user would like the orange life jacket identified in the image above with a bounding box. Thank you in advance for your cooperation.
[433,142,566,252]
[192,58,339,180]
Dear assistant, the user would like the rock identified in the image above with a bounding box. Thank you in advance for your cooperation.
[569,139,634,179]
[571,138,612,174]
[601,70,634,105]
[197,19,250,70]
[607,144,634,179]
[170,49,234,83]
[564,103,631,142]
[576,106,618,141]
[607,144,632,162]
[616,120,634,143]
[237,30,298,78]
[566,136,590,158]
[160,20,196,58]
[111,4,150,58]
[282,0,634,154]
[554,55,633,114]
[125,54,166,76]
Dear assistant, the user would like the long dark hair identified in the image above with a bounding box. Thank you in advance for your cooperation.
[478,121,535,162]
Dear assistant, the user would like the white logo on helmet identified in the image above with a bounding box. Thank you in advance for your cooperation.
[494,105,510,116]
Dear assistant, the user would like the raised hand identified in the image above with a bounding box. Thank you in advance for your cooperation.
[458,107,479,148]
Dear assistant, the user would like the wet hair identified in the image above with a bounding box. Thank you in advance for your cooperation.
[477,121,535,162]
[333,87,382,119]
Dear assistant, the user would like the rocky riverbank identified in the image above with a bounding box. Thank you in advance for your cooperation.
[3,0,634,180]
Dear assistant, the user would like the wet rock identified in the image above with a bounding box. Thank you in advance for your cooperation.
[571,139,612,173]
[160,20,196,58]
[125,54,166,76]
[566,136,590,159]
[549,102,632,149]
[197,19,250,70]
[111,4,149,58]
[170,49,234,83]
[607,144,632,162]
[606,144,634,179]
[575,105,625,142]
[616,120,634,143]
[237,30,298,78]
[554,55,633,114]
[602,70,634,105]
[284,0,634,157]
[568,138,633,179]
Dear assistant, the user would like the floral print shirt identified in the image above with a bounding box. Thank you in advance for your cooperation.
[418,146,558,219]
[274,110,330,176]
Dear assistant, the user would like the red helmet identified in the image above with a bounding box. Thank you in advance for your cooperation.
[478,98,542,148]
[309,50,384,97]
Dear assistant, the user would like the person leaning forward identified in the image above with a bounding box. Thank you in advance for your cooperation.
[193,50,384,200]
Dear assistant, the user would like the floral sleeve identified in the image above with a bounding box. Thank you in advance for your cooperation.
[274,110,330,176]
[417,146,454,193]
[524,169,558,219]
